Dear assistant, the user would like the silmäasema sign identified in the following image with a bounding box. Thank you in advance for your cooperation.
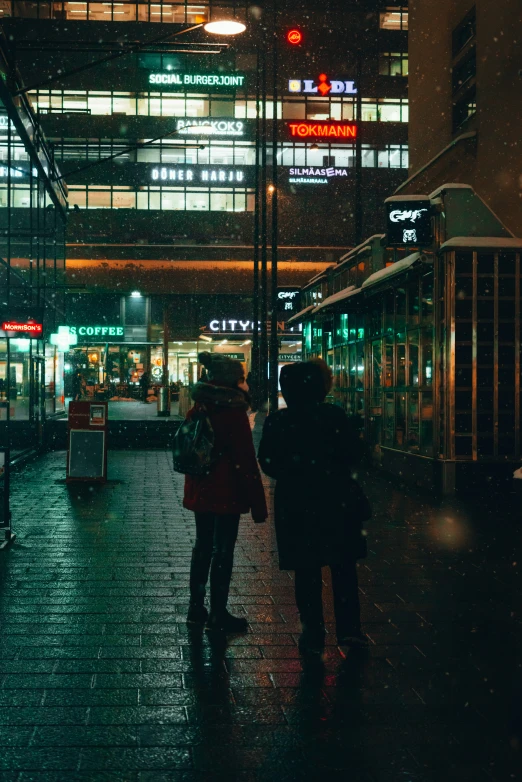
[287,166,350,185]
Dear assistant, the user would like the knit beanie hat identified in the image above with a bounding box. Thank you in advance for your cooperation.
[198,351,244,388]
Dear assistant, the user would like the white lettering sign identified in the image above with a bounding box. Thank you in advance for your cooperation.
[69,325,124,338]
[148,72,245,88]
[288,167,349,185]
[151,167,245,184]
[176,119,245,137]
[389,208,428,223]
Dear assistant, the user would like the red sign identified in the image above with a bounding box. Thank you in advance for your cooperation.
[287,121,357,141]
[287,29,302,45]
[2,321,43,335]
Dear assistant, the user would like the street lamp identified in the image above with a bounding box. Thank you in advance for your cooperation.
[204,11,246,36]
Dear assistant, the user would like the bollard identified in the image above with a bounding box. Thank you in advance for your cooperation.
[157,387,171,417]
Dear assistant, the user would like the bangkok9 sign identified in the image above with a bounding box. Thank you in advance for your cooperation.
[286,121,357,142]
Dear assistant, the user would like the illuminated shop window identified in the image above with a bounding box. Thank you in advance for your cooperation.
[68,184,254,211]
[379,6,408,30]
[11,2,211,23]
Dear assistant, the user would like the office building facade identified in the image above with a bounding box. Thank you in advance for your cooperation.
[2,1,409,390]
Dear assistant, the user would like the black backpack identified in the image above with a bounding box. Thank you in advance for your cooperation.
[172,404,217,476]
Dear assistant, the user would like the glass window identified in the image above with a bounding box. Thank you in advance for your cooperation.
[210,191,234,211]
[408,331,419,386]
[379,7,409,30]
[361,101,378,122]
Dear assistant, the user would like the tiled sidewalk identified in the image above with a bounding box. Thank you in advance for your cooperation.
[0,439,521,781]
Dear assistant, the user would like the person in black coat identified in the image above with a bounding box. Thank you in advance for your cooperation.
[258,360,368,655]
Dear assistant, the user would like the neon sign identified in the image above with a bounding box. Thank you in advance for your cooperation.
[288,74,357,95]
[2,321,43,335]
[288,167,350,184]
[176,119,244,137]
[68,325,124,338]
[151,167,245,184]
[287,29,303,45]
[287,121,357,140]
[389,208,428,223]
[148,72,245,89]
[385,199,432,246]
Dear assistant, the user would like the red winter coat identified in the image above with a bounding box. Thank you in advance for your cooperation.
[183,382,267,519]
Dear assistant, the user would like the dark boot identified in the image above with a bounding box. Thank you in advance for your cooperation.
[206,552,247,633]
[187,546,212,624]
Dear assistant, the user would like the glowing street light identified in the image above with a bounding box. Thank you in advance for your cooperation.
[204,5,246,35]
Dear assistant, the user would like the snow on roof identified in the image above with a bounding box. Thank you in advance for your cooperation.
[314,286,361,312]
[362,252,422,290]
[428,183,474,199]
[384,194,430,203]
[440,237,522,250]
[338,235,385,264]
[286,304,316,324]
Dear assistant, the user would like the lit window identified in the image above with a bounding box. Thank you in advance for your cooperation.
[379,7,408,30]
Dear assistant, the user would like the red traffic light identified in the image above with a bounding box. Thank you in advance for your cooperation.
[286,29,303,45]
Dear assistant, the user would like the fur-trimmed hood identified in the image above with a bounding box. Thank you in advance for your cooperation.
[191,381,249,410]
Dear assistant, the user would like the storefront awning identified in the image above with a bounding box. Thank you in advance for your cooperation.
[361,252,423,292]
[313,285,362,313]
[440,237,522,250]
[286,304,316,325]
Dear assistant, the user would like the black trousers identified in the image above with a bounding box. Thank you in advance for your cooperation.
[190,512,240,616]
[294,561,361,640]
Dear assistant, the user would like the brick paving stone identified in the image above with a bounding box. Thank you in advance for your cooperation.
[0,444,521,780]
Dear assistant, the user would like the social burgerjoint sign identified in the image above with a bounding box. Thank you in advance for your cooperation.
[148,72,246,91]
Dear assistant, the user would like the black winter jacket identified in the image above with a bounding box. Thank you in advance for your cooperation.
[258,402,363,570]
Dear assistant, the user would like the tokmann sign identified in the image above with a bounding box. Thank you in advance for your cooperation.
[286,121,357,141]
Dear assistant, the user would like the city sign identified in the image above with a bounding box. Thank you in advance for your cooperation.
[286,29,303,45]
[151,166,248,185]
[148,72,246,90]
[286,121,357,141]
[287,166,350,184]
[217,352,245,360]
[68,325,125,339]
[385,198,432,246]
[176,118,245,137]
[206,319,301,333]
[279,353,302,362]
[288,74,357,95]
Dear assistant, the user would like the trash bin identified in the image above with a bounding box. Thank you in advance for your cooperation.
[157,386,171,417]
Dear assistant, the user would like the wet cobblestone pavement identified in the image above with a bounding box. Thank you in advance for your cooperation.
[1,430,522,780]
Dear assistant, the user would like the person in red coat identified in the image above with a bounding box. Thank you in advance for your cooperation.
[183,352,267,633]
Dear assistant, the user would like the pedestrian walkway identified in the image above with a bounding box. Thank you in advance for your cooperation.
[0,442,521,781]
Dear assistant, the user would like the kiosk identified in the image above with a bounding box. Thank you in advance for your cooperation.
[67,401,108,483]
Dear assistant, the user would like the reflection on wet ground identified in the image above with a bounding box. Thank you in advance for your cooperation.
[0,446,520,781]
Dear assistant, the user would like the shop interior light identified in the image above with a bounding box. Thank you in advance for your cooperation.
[130,291,142,298]
[204,7,246,35]
[199,334,213,342]
[309,143,320,151]
[10,338,30,352]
